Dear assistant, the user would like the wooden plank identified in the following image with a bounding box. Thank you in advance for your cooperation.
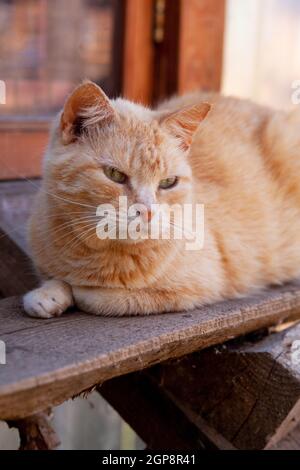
[99,372,206,450]
[99,372,234,450]
[270,424,300,450]
[2,280,300,420]
[151,324,300,449]
[0,180,39,296]
[0,180,39,253]
[122,0,154,104]
[8,411,60,450]
[152,0,180,103]
[178,0,225,93]
[0,194,56,447]
[0,229,38,297]
[108,0,126,98]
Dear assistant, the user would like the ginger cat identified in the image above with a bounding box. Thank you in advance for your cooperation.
[23,81,300,318]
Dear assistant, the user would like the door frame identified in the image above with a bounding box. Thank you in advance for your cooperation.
[123,0,225,104]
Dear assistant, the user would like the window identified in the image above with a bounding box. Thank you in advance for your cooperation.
[0,0,123,178]
[0,0,123,119]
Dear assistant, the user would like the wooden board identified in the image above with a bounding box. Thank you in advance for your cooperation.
[122,0,154,105]
[2,280,300,420]
[149,324,300,449]
[152,0,180,103]
[270,423,300,450]
[0,229,38,298]
[0,179,39,253]
[99,372,235,450]
[178,0,225,93]
[99,372,207,450]
[0,181,39,298]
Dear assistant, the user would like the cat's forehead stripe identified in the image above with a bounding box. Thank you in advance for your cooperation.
[123,125,166,175]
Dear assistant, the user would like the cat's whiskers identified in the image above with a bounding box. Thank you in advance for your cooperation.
[33,220,100,256]
[45,191,98,210]
[62,224,106,255]
[51,212,125,255]
[37,211,98,220]
[35,216,100,240]
[166,220,196,239]
[56,210,145,257]
[34,210,130,257]
[52,224,100,257]
[11,173,100,211]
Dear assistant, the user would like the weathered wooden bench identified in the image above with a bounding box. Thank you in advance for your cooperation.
[1,182,300,450]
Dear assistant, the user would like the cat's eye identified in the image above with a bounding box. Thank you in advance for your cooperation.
[158,176,178,190]
[104,166,127,184]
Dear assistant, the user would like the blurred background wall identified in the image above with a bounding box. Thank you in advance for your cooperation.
[223,0,300,109]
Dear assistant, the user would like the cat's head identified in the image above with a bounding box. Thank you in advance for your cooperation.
[45,81,210,246]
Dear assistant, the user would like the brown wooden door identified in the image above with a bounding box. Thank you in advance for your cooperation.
[123,0,225,105]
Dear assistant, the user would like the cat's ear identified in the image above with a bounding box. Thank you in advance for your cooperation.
[159,103,211,151]
[60,81,114,145]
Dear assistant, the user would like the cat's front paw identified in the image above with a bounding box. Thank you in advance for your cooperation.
[23,280,73,319]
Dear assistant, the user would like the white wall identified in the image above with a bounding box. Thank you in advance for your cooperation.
[222,0,300,109]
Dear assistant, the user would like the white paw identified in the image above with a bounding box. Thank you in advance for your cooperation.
[23,281,73,319]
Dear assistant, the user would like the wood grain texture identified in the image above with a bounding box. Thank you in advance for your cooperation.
[152,324,300,449]
[178,0,225,93]
[2,280,300,420]
[8,410,60,450]
[0,179,39,253]
[270,423,300,450]
[99,372,205,450]
[122,0,154,105]
[0,180,39,296]
[153,0,180,103]
[100,371,235,450]
[0,229,38,297]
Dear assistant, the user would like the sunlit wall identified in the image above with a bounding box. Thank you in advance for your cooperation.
[222,0,300,109]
